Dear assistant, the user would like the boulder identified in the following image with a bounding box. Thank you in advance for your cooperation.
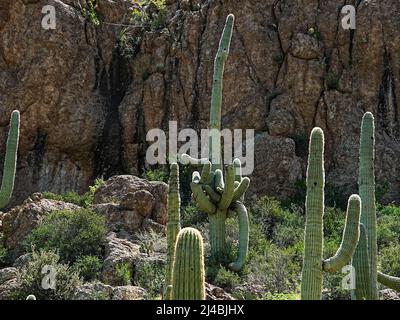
[206,283,235,300]
[1,195,79,259]
[93,175,168,234]
[73,281,148,300]
[0,267,18,300]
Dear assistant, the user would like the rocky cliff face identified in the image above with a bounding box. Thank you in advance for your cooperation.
[1,0,400,205]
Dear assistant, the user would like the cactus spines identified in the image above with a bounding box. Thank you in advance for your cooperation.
[181,14,249,270]
[351,112,400,297]
[301,127,361,300]
[165,162,181,300]
[171,228,205,300]
[301,127,325,300]
[377,272,400,292]
[228,201,249,272]
[0,110,20,209]
[209,13,234,169]
[352,224,372,300]
[322,195,361,273]
[354,111,378,299]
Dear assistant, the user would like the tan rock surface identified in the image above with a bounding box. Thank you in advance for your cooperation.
[1,1,400,203]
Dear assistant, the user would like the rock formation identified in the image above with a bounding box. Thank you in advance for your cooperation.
[1,0,400,204]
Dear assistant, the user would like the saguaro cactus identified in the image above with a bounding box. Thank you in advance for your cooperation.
[0,110,20,209]
[164,162,181,300]
[181,14,250,271]
[301,127,361,300]
[171,227,205,300]
[352,112,400,299]
[352,224,372,300]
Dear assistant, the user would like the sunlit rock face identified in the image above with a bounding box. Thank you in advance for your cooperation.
[1,0,400,204]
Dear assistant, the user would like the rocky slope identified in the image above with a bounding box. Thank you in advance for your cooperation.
[1,0,400,205]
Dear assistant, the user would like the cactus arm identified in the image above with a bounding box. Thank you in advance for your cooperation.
[233,158,242,182]
[204,185,221,202]
[377,272,400,292]
[232,177,250,202]
[192,171,201,183]
[172,228,206,300]
[323,195,361,272]
[180,153,208,166]
[209,14,234,171]
[200,161,211,183]
[190,182,216,214]
[214,169,224,193]
[355,112,378,299]
[165,163,181,300]
[164,285,173,300]
[351,223,372,300]
[301,127,325,300]
[219,164,235,210]
[229,201,249,271]
[0,110,20,209]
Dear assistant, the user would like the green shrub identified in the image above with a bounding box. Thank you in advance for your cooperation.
[143,167,168,182]
[182,203,207,227]
[0,245,8,267]
[379,244,400,277]
[129,1,166,31]
[213,266,241,291]
[42,178,105,208]
[135,230,167,256]
[135,260,164,299]
[377,212,400,248]
[24,208,107,263]
[73,255,102,281]
[262,292,299,300]
[13,248,82,300]
[82,0,101,26]
[323,271,351,300]
[115,263,132,286]
[250,197,303,243]
[119,0,167,60]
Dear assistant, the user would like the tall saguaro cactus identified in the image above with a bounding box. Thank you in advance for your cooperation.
[164,162,181,300]
[352,112,400,299]
[301,127,361,300]
[181,14,250,270]
[171,227,205,300]
[0,110,20,209]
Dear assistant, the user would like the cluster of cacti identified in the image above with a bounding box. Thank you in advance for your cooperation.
[351,112,400,299]
[181,14,250,271]
[0,110,20,209]
[301,127,361,300]
[168,227,206,300]
[164,162,181,299]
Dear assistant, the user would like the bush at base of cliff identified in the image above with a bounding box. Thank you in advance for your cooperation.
[135,260,164,299]
[42,178,105,208]
[23,208,107,263]
[115,263,132,287]
[13,249,82,300]
[73,255,102,282]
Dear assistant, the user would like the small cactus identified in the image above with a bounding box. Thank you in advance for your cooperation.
[26,295,36,300]
[0,110,20,209]
[171,228,205,300]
